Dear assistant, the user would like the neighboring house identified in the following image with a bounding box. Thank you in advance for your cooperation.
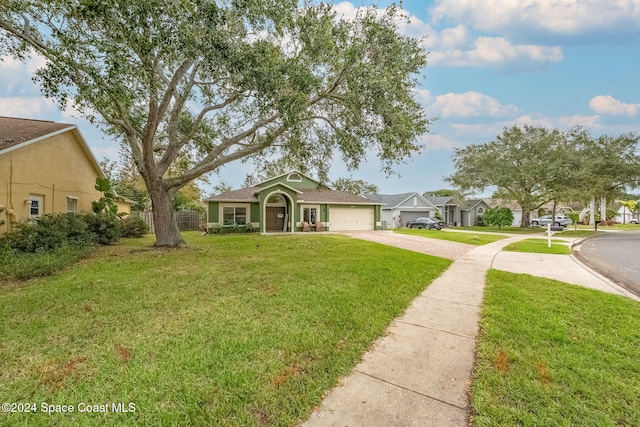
[204,171,382,233]
[460,199,490,227]
[424,196,461,226]
[364,192,437,228]
[0,116,131,234]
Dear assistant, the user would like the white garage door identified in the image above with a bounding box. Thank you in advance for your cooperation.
[329,206,375,231]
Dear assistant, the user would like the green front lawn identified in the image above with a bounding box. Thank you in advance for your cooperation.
[458,226,544,234]
[503,238,572,255]
[394,228,507,245]
[472,270,640,426]
[0,232,451,426]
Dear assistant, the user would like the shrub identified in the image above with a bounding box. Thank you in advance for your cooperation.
[0,213,96,253]
[121,216,149,238]
[483,207,514,228]
[475,215,485,227]
[79,213,122,244]
[567,212,580,225]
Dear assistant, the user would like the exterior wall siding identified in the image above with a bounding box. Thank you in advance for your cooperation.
[0,131,104,234]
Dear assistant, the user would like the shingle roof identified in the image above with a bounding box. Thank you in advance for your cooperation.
[206,187,260,202]
[424,196,457,206]
[298,189,379,204]
[205,186,380,204]
[0,116,73,151]
[364,192,415,207]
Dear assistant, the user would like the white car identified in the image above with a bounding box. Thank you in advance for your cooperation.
[531,215,572,227]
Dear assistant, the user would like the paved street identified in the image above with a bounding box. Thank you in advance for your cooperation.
[575,231,640,297]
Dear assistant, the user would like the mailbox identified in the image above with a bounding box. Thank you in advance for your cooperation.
[549,226,564,232]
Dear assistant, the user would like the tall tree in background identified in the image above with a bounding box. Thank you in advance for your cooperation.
[571,129,640,222]
[0,1,430,246]
[332,177,379,196]
[447,125,574,227]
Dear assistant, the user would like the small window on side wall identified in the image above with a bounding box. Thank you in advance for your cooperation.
[67,197,78,214]
[29,194,43,218]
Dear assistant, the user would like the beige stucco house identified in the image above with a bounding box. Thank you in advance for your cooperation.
[0,116,130,234]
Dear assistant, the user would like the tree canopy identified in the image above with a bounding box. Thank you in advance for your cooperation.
[446,125,640,227]
[332,177,379,196]
[0,0,430,246]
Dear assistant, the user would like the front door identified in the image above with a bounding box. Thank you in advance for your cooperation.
[266,207,285,232]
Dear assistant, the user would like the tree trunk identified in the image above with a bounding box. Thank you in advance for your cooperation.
[521,205,531,227]
[148,184,186,247]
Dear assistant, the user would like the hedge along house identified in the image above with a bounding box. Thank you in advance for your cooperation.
[205,171,382,233]
[0,116,132,234]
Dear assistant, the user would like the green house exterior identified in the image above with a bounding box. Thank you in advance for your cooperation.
[205,171,381,233]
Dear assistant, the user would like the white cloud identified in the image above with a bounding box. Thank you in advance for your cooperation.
[419,133,461,151]
[0,97,57,118]
[427,36,563,69]
[430,0,640,40]
[589,95,639,117]
[334,2,563,70]
[431,91,518,118]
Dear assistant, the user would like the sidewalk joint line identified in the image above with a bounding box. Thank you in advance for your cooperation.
[396,320,475,339]
[354,370,467,411]
[419,295,480,307]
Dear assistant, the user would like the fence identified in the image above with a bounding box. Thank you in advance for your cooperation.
[134,210,201,233]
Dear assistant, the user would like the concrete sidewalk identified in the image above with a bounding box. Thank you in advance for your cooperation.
[303,234,528,426]
[303,231,637,426]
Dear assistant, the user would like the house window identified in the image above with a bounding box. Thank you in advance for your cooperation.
[477,207,484,215]
[67,197,78,214]
[223,206,247,225]
[29,195,43,218]
[287,173,302,182]
[303,207,317,224]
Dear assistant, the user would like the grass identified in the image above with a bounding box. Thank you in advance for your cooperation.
[458,226,544,235]
[0,244,94,281]
[394,228,507,245]
[472,270,640,426]
[0,232,451,426]
[502,238,572,255]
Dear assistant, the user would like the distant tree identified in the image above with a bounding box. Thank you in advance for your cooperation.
[619,199,637,224]
[571,129,640,214]
[423,189,464,200]
[210,181,234,195]
[333,178,380,195]
[482,207,514,228]
[447,125,577,227]
[0,1,430,247]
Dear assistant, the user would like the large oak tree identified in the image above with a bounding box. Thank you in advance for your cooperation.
[0,0,430,246]
[447,125,640,227]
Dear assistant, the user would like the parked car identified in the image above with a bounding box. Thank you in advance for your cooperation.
[631,217,638,224]
[531,215,572,227]
[405,217,443,230]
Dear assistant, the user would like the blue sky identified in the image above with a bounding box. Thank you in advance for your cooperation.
[1,0,639,196]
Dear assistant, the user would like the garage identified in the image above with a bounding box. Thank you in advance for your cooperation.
[329,206,375,231]
[399,210,433,224]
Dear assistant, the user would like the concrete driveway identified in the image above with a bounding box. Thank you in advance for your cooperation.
[341,230,475,260]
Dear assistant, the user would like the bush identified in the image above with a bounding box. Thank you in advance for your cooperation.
[0,213,96,253]
[121,216,150,238]
[483,207,514,228]
[79,213,122,244]
[567,212,580,225]
[475,215,485,227]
